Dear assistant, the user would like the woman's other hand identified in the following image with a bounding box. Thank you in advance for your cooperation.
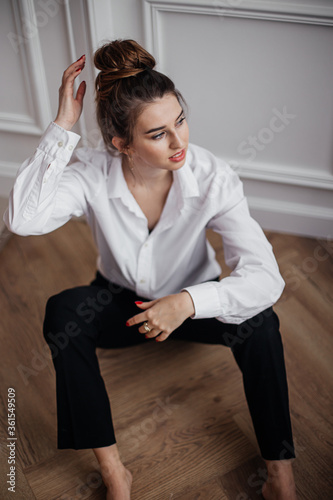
[54,55,86,131]
[126,292,195,342]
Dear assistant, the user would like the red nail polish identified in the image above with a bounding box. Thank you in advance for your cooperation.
[145,334,149,339]
[77,54,85,61]
[135,301,143,305]
[155,337,159,342]
[126,321,130,326]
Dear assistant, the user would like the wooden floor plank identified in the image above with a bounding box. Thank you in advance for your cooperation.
[24,449,106,500]
[217,455,267,499]
[172,476,228,499]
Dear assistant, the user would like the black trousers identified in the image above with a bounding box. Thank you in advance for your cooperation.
[43,271,295,461]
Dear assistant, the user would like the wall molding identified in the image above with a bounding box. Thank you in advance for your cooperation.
[143,0,333,57]
[0,161,20,179]
[248,195,333,221]
[2,0,52,135]
[86,0,113,51]
[0,112,44,135]
[143,0,333,33]
[230,161,333,190]
[142,0,333,192]
[0,162,20,199]
[62,0,90,145]
[248,196,333,238]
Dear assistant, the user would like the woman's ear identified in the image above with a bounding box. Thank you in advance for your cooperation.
[112,136,126,153]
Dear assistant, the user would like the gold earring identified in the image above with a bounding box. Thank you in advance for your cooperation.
[128,153,134,172]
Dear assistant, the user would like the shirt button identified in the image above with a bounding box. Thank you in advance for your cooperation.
[140,279,146,284]
[68,145,73,151]
[57,141,63,147]
[144,243,148,248]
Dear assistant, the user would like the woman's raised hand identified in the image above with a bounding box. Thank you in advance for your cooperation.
[54,55,86,131]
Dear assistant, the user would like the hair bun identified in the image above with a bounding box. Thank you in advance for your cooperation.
[94,39,155,95]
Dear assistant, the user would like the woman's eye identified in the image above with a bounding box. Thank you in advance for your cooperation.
[152,132,165,140]
[151,117,186,140]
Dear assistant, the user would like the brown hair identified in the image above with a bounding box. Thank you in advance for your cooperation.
[94,39,186,152]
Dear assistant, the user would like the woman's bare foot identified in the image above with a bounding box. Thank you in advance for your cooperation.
[262,459,297,500]
[93,443,133,500]
[103,463,132,500]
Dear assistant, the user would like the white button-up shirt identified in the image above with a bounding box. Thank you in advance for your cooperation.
[4,122,285,324]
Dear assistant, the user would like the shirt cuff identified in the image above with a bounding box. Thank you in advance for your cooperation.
[181,281,222,319]
[38,122,81,163]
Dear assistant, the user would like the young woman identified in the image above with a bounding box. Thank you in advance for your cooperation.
[4,39,298,500]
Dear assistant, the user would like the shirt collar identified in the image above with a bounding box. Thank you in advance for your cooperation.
[107,148,200,200]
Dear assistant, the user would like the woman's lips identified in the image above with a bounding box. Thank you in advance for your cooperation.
[169,149,186,162]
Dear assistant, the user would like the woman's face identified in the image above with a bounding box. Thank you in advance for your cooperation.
[129,93,189,172]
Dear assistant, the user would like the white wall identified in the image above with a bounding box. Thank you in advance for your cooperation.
[0,0,332,238]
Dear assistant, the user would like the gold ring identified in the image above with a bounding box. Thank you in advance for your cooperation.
[143,321,152,332]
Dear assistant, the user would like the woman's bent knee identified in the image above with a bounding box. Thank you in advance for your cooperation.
[241,307,279,334]
[43,288,84,345]
[232,307,282,350]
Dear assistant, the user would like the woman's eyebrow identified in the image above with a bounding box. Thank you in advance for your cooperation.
[144,110,184,134]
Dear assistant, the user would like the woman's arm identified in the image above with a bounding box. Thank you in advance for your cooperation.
[182,166,285,324]
[3,57,87,236]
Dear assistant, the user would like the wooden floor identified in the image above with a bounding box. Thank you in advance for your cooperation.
[0,219,332,500]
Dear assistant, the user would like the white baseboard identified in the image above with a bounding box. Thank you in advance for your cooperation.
[248,197,333,239]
